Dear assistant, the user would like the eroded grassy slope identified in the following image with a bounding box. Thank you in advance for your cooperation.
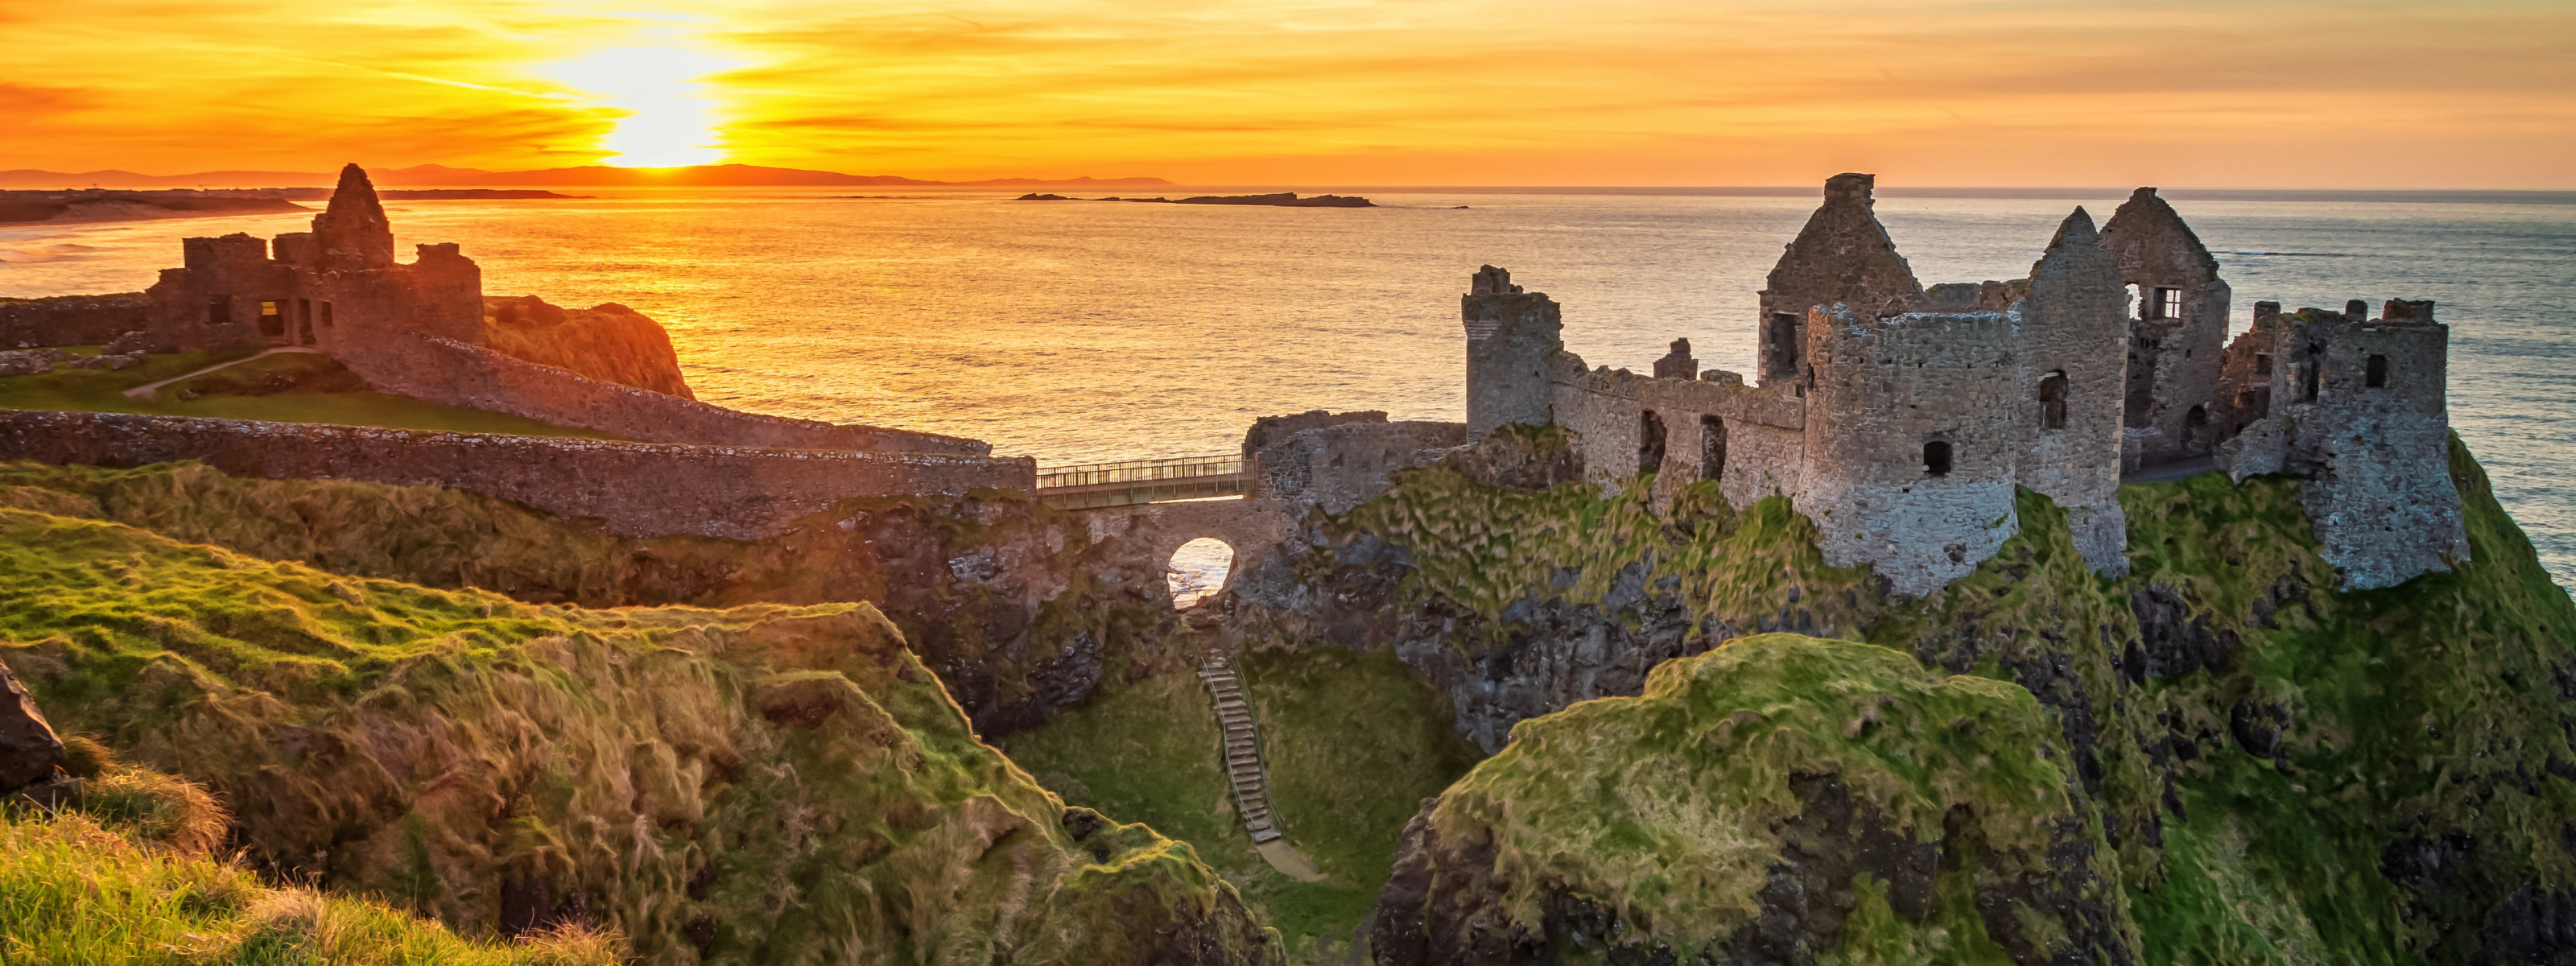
[0,506,1279,966]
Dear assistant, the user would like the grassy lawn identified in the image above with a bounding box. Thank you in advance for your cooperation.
[0,348,621,440]
[1001,646,1483,963]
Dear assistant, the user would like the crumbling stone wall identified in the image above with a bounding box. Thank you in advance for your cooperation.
[1252,419,1467,514]
[1241,408,1386,460]
[2008,208,2132,574]
[1756,173,1925,391]
[1461,266,1562,436]
[2100,187,2231,469]
[0,410,1033,540]
[1544,350,1806,505]
[2217,300,2468,588]
[1802,306,2023,596]
[0,294,147,349]
[345,334,988,455]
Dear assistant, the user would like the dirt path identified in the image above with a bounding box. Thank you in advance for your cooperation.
[122,346,324,400]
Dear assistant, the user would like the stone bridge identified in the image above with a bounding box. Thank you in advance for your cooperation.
[1071,496,1298,601]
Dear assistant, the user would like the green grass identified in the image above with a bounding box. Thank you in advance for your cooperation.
[0,810,620,966]
[1418,633,2079,961]
[0,349,620,439]
[0,506,1281,964]
[1004,646,1479,964]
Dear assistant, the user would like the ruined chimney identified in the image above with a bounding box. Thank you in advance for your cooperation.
[1470,265,1521,295]
[2254,301,2281,324]
[310,163,395,272]
[2344,299,2371,319]
[1824,173,1876,208]
[1653,338,1698,380]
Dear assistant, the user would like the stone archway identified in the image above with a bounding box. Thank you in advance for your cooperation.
[1167,537,1236,609]
[1072,497,1298,607]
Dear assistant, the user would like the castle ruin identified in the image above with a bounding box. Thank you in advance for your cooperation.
[1464,173,2466,594]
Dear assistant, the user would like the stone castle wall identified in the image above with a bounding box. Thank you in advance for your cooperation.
[2217,301,2467,589]
[0,295,148,349]
[1462,266,1563,437]
[345,335,988,455]
[1544,352,1807,505]
[1800,306,2023,595]
[1253,419,1468,514]
[0,410,1034,540]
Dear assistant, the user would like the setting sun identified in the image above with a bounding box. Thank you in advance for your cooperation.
[543,43,737,168]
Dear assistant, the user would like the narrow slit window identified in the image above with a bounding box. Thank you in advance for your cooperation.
[1924,440,1952,477]
[1699,415,1727,482]
[2038,371,2067,430]
[2366,354,2388,388]
[318,303,333,328]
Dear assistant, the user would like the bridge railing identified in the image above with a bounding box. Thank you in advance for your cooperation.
[1035,454,1245,491]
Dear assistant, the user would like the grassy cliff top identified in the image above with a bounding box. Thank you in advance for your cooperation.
[0,504,1279,964]
[0,348,618,439]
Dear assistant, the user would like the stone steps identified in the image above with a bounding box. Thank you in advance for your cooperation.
[1199,652,1284,844]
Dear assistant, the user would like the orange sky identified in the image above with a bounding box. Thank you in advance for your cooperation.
[6,0,2572,187]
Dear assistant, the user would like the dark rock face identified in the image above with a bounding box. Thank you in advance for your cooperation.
[2128,584,2235,679]
[0,661,66,792]
[1236,527,1717,753]
[1724,775,1938,964]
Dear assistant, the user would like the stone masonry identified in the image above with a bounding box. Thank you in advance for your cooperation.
[1460,173,2460,594]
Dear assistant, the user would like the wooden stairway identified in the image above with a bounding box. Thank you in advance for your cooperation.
[1199,652,1283,844]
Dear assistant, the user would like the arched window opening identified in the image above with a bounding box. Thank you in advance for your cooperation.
[1699,415,1727,482]
[1924,440,1952,477]
[2366,354,2389,388]
[2038,372,2067,430]
[1637,409,1668,477]
[1166,538,1236,609]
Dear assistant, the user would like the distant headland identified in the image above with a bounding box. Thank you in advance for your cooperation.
[0,163,1175,190]
[1017,191,1373,208]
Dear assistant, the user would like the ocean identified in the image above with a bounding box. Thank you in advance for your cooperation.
[4,188,2569,588]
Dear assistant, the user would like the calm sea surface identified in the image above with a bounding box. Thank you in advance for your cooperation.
[5,188,2570,588]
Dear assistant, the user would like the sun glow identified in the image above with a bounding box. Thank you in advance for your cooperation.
[546,44,737,167]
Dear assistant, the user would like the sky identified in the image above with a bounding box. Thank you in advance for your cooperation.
[3,0,2571,187]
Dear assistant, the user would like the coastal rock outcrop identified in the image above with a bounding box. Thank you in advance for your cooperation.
[481,295,694,398]
[1368,634,2132,964]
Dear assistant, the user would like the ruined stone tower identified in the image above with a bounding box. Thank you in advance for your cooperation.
[1461,265,1563,437]
[308,163,397,273]
[1756,173,1924,393]
[2099,187,2231,469]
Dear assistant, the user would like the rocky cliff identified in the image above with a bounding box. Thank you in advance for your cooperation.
[0,504,1280,965]
[1290,433,2576,963]
[481,295,694,398]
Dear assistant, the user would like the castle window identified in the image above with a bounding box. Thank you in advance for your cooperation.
[206,296,230,327]
[2145,287,2182,320]
[2254,353,2273,377]
[2366,354,2388,388]
[1637,409,1668,477]
[1924,440,1952,477]
[257,300,286,338]
[1769,313,1801,374]
[295,299,316,346]
[1700,415,1727,482]
[2038,372,2067,430]
[318,303,333,329]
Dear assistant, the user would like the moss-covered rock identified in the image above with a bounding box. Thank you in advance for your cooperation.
[0,506,1280,965]
[1369,633,2130,964]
